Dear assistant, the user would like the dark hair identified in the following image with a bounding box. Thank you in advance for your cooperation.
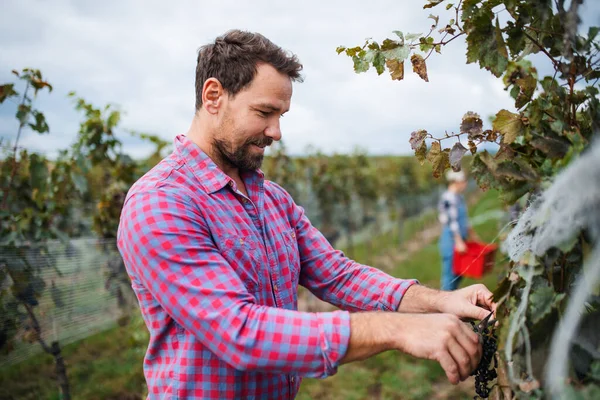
[195,29,304,111]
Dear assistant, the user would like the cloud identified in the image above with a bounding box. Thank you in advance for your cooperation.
[1,0,598,158]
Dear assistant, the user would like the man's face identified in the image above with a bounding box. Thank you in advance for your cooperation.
[212,63,292,171]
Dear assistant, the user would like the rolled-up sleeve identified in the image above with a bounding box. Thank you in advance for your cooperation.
[118,188,350,378]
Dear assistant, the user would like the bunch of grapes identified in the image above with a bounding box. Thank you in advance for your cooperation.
[470,312,498,399]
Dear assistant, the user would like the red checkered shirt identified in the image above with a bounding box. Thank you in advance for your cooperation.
[117,135,418,399]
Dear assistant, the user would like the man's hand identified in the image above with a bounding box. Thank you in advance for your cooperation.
[434,284,496,321]
[340,312,483,385]
[392,313,482,384]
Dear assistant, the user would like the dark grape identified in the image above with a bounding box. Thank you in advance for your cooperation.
[470,321,498,399]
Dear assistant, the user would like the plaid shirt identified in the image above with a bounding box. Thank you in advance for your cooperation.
[117,135,417,399]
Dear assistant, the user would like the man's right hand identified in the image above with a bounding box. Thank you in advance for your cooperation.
[391,313,482,384]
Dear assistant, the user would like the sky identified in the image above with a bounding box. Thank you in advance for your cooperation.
[1,0,599,159]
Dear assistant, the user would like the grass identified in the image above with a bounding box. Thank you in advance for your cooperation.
[0,189,506,400]
[297,188,506,399]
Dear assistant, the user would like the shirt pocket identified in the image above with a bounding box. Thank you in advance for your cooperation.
[281,229,301,282]
[220,234,262,294]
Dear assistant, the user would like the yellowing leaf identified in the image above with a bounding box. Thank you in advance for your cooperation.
[415,141,427,165]
[386,59,405,80]
[493,109,524,144]
[427,142,450,178]
[410,54,429,82]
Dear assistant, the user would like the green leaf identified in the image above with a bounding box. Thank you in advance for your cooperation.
[373,52,386,75]
[590,361,600,381]
[514,75,537,109]
[428,14,439,27]
[70,171,88,194]
[16,104,31,125]
[382,45,410,61]
[449,142,467,171]
[28,110,49,134]
[493,110,524,144]
[492,276,512,302]
[471,151,496,190]
[495,160,538,182]
[336,46,346,55]
[529,285,565,325]
[405,33,422,42]
[530,134,570,159]
[392,30,404,42]
[0,84,18,103]
[446,3,454,10]
[465,13,508,77]
[352,56,370,73]
[29,154,49,194]
[589,27,599,42]
[345,46,362,57]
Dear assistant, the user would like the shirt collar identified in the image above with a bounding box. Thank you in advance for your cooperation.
[174,134,264,194]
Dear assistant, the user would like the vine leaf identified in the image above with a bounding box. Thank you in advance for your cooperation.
[410,129,428,150]
[415,141,427,165]
[411,54,429,82]
[427,142,450,178]
[529,285,565,325]
[449,142,468,171]
[386,59,405,80]
[460,111,484,140]
[493,109,524,144]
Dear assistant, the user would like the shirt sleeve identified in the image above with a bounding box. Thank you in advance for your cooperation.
[286,193,419,312]
[117,188,350,378]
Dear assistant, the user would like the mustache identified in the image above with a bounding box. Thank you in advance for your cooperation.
[245,137,273,148]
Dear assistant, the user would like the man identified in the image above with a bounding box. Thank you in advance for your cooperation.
[117,30,496,399]
[438,170,480,291]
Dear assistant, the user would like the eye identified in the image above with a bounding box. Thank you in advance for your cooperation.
[258,110,270,117]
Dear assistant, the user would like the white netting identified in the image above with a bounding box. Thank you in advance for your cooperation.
[506,140,600,262]
[0,238,136,366]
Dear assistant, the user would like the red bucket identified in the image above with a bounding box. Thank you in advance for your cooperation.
[453,241,498,279]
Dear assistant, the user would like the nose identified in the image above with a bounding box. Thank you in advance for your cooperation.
[264,119,282,142]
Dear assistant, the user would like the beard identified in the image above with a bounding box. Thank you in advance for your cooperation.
[212,135,273,171]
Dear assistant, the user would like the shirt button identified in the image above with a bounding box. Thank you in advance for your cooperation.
[274,285,278,291]
[239,238,244,245]
[291,376,295,383]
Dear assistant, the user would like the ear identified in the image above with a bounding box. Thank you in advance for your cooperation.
[202,78,224,115]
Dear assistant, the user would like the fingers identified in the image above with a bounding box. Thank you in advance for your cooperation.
[438,351,460,385]
[437,316,482,383]
[455,321,482,373]
[447,337,474,381]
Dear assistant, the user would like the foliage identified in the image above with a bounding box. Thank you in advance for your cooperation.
[0,69,168,399]
[339,0,600,398]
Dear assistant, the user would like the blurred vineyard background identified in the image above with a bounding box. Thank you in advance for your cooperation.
[0,69,509,399]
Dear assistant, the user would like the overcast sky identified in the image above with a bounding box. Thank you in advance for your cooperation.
[1,0,599,159]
